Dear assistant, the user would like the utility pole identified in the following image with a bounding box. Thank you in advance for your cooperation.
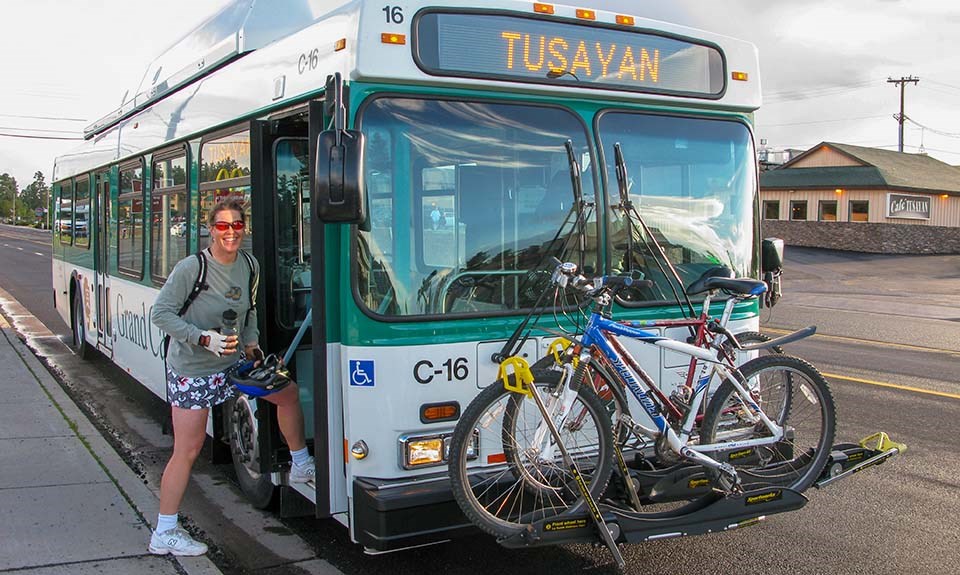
[887,76,919,153]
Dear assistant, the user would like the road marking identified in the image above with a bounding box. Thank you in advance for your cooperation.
[765,327,960,357]
[16,247,23,251]
[35,252,44,257]
[824,372,960,400]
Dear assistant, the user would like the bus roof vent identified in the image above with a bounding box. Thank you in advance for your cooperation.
[83,0,351,139]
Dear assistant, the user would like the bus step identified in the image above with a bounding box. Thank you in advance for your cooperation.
[814,432,906,489]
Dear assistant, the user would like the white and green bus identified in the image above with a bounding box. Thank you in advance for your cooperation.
[52,0,774,552]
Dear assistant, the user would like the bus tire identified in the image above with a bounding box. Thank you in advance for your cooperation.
[224,395,275,508]
[71,291,91,360]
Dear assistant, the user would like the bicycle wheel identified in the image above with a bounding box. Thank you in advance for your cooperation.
[448,377,614,539]
[699,355,836,493]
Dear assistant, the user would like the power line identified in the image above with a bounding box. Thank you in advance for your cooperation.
[0,132,82,141]
[0,126,82,135]
[0,113,87,122]
[904,117,960,139]
[759,114,888,128]
[924,79,960,93]
[764,79,879,103]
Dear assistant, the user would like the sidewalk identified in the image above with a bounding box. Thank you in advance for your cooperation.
[0,312,222,574]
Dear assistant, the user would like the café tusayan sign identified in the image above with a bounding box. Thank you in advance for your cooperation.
[886,193,930,220]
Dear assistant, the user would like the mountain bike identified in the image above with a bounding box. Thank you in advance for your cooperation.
[448,262,835,545]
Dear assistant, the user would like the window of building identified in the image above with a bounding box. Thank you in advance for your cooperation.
[849,200,869,222]
[790,200,808,221]
[151,153,188,282]
[57,181,73,246]
[819,200,838,221]
[74,176,91,248]
[199,130,251,251]
[117,162,144,278]
[762,200,780,220]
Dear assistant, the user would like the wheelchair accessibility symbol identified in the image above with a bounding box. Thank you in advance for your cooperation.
[349,360,375,387]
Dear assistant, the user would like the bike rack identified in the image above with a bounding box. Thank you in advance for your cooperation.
[815,432,906,489]
[497,486,808,549]
[494,432,905,556]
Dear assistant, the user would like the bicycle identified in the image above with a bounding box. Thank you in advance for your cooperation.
[527,262,793,445]
[448,261,835,549]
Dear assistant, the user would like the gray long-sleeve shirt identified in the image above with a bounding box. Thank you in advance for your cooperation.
[152,249,259,377]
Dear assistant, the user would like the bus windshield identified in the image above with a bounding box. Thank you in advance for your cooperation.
[597,112,756,299]
[357,97,597,318]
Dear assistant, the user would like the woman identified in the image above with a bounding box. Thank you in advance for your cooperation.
[149,200,313,556]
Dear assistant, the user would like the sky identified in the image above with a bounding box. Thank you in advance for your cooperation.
[1,0,959,189]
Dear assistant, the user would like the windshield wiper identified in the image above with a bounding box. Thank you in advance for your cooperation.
[613,142,698,320]
[564,140,587,271]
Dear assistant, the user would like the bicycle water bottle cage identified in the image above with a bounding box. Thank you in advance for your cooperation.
[498,356,534,396]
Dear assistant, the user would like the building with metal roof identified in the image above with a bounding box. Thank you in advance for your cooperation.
[760,142,960,253]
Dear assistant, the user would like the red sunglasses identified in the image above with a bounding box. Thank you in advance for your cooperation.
[213,220,246,232]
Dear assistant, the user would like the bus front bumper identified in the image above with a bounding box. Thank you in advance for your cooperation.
[353,474,476,552]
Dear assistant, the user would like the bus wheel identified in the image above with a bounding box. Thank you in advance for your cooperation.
[71,293,91,360]
[224,395,275,508]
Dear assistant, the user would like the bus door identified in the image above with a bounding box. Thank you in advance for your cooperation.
[251,104,344,517]
[94,170,113,355]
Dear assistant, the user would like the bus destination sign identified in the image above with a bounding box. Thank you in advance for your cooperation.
[415,12,725,97]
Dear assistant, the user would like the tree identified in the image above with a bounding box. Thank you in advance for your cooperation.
[20,171,48,222]
[0,173,19,222]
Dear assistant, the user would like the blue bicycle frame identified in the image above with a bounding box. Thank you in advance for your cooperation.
[578,311,784,456]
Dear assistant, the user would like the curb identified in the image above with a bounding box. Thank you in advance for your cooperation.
[0,286,223,575]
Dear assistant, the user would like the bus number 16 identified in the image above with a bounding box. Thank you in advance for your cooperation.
[382,5,404,24]
[414,357,468,384]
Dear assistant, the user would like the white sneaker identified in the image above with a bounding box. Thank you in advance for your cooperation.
[290,456,316,483]
[149,526,208,556]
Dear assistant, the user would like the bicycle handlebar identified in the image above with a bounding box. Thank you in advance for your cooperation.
[550,260,653,300]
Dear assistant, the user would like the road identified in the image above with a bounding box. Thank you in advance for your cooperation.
[1,226,957,575]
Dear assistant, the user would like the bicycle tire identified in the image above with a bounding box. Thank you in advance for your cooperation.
[699,354,836,493]
[448,377,614,539]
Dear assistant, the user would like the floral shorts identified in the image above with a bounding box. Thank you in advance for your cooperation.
[165,362,238,409]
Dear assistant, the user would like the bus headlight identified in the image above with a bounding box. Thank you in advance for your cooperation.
[399,431,478,470]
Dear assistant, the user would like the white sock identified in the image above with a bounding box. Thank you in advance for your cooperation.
[291,447,310,467]
[156,513,178,534]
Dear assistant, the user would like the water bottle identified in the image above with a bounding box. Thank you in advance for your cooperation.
[221,309,238,338]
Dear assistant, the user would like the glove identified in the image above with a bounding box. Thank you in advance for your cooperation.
[200,330,238,357]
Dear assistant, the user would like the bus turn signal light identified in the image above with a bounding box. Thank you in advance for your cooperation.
[334,38,346,52]
[381,33,406,45]
[732,71,749,81]
[420,402,460,423]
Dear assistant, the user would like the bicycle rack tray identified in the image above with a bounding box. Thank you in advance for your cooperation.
[497,486,808,549]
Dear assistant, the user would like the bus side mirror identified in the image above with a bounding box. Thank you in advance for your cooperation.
[761,237,784,273]
[761,237,784,307]
[315,129,366,224]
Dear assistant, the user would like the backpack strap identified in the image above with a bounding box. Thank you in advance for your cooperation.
[177,251,209,316]
[162,251,209,359]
